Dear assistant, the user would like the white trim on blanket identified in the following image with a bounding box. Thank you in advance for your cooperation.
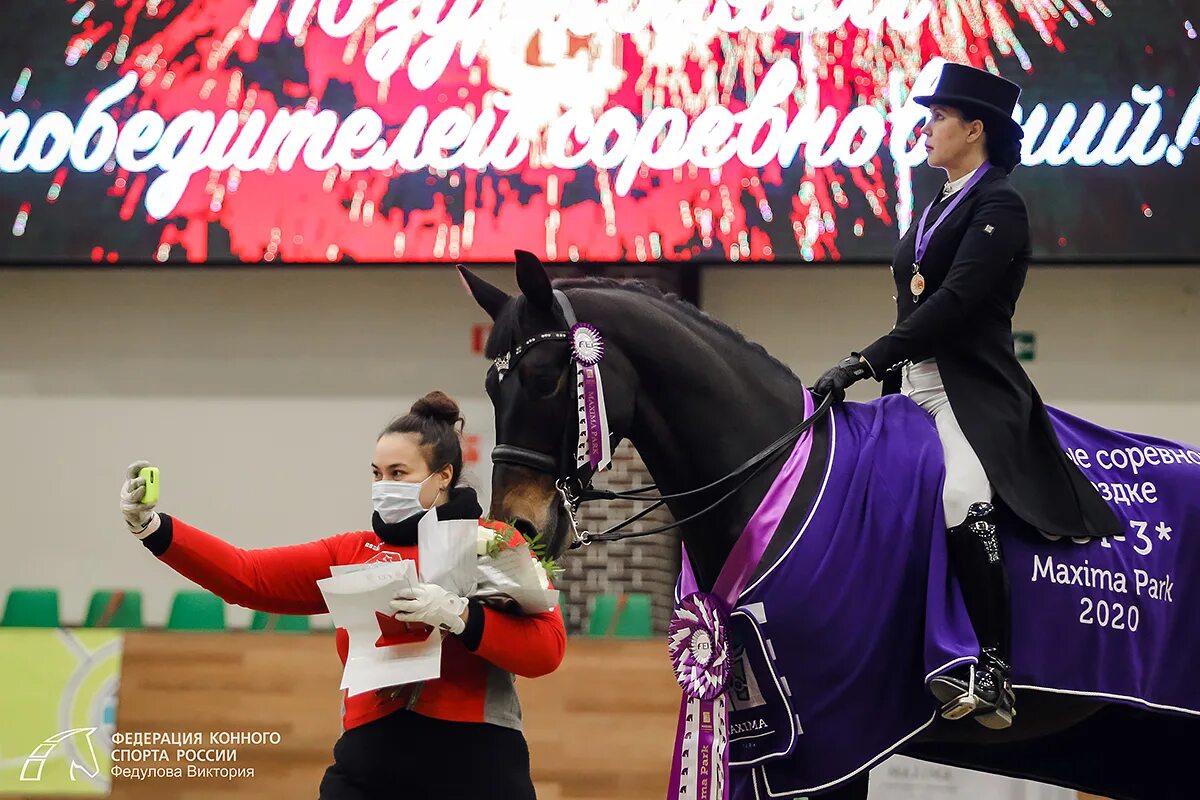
[742,410,838,598]
[925,655,977,684]
[752,711,939,798]
[1012,683,1200,718]
[746,682,1200,798]
[728,608,798,768]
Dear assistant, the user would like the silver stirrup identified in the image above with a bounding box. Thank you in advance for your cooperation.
[932,666,980,721]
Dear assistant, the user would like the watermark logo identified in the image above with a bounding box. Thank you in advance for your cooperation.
[20,727,100,783]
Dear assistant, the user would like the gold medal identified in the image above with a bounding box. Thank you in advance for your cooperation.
[910,272,925,298]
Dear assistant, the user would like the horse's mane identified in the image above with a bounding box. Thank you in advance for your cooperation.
[485,276,800,384]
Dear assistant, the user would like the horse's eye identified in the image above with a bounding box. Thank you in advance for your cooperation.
[528,370,562,399]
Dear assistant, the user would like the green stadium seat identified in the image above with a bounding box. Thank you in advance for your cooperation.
[249,611,311,632]
[1,588,60,628]
[166,591,226,631]
[84,590,144,629]
[587,592,654,638]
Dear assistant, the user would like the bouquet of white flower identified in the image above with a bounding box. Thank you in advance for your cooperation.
[472,520,561,614]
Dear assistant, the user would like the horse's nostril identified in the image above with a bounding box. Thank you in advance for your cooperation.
[511,518,539,540]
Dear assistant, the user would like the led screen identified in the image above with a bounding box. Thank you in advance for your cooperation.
[0,1,1197,264]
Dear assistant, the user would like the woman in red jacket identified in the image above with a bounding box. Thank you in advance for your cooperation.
[119,391,566,800]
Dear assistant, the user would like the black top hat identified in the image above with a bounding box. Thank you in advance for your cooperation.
[913,63,1024,142]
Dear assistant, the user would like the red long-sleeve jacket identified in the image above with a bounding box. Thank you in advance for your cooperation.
[141,514,566,731]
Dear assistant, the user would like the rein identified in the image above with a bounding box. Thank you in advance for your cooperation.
[570,390,833,546]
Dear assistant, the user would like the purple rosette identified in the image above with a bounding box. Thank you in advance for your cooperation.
[569,322,605,366]
[668,592,731,701]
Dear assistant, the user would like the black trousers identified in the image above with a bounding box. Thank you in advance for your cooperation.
[318,710,536,800]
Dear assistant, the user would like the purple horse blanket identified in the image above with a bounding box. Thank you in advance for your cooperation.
[722,395,1200,797]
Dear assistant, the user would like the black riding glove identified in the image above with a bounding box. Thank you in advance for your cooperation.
[812,356,872,403]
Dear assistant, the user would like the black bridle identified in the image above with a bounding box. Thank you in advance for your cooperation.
[489,290,834,548]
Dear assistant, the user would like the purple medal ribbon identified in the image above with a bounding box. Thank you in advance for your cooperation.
[667,388,817,800]
[913,161,992,267]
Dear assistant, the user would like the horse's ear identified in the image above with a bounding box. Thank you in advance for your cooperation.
[514,249,553,311]
[457,265,510,321]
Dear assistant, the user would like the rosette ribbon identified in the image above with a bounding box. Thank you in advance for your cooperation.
[667,592,731,800]
[665,387,816,800]
[570,322,612,470]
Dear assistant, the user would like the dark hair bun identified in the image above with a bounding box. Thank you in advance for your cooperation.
[984,120,1022,174]
[410,391,462,426]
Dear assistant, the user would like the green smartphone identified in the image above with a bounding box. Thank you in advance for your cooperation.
[138,466,160,506]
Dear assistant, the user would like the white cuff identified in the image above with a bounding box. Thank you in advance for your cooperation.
[132,513,161,540]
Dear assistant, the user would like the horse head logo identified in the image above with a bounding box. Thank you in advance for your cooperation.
[20,727,101,782]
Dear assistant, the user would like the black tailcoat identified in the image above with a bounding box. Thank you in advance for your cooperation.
[859,168,1120,537]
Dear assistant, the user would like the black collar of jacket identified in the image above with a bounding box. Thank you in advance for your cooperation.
[371,486,483,546]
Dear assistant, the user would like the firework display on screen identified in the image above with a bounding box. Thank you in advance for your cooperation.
[0,0,1197,265]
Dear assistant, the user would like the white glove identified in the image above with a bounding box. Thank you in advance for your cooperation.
[389,583,469,635]
[120,460,161,538]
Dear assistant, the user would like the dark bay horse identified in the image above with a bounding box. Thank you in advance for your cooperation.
[460,252,1194,800]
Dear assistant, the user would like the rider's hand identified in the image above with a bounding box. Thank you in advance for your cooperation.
[120,461,161,538]
[811,356,872,403]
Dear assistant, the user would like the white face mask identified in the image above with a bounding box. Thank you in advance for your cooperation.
[372,474,438,524]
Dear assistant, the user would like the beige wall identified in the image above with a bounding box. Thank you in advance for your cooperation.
[0,268,506,626]
[702,266,1200,442]
[3,265,1198,626]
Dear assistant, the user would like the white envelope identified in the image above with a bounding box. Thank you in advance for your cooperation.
[329,563,373,576]
[317,512,552,697]
[318,562,443,696]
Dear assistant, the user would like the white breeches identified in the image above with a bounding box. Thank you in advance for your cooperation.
[902,359,994,527]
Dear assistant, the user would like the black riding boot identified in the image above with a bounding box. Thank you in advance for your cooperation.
[929,502,1016,729]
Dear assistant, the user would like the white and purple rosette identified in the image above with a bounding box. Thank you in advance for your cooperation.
[669,592,731,699]
[667,593,731,800]
[570,322,612,471]
[570,321,604,367]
